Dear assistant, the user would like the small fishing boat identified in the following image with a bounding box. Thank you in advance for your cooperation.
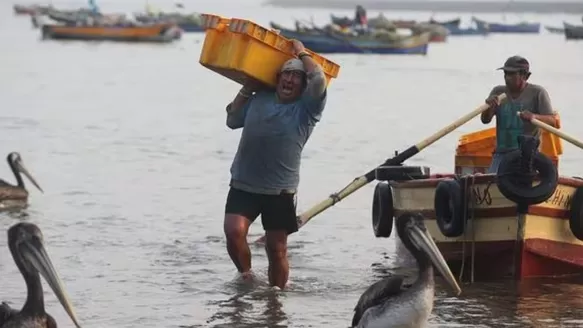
[410,23,449,42]
[545,25,565,34]
[563,22,583,40]
[331,13,417,30]
[472,16,540,34]
[565,25,583,40]
[428,17,461,29]
[0,222,82,328]
[270,23,431,55]
[13,4,53,15]
[371,119,583,281]
[41,22,182,42]
[45,8,103,25]
[0,152,43,211]
[133,11,204,32]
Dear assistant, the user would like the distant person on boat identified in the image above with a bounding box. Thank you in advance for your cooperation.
[353,5,368,33]
[481,55,558,173]
[223,40,328,289]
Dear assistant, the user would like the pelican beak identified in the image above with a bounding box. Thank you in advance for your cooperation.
[16,160,43,193]
[408,225,462,296]
[20,239,82,328]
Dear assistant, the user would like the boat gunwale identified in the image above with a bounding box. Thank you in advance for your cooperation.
[389,173,583,189]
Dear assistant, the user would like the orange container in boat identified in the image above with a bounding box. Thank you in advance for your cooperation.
[454,112,563,174]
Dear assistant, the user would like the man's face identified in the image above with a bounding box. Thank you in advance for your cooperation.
[504,70,527,92]
[276,70,304,102]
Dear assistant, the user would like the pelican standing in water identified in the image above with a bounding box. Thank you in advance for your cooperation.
[0,222,82,328]
[0,152,43,210]
[351,212,462,328]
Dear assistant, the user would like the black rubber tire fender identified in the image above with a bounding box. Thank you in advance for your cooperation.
[569,186,583,241]
[372,182,394,238]
[434,178,465,237]
[496,150,558,205]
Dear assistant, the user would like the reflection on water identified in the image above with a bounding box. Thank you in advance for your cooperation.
[206,275,288,328]
[433,275,583,327]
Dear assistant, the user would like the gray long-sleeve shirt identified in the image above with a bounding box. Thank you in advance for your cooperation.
[226,70,327,195]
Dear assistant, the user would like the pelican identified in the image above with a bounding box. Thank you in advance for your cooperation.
[0,152,43,210]
[0,222,82,328]
[351,212,462,328]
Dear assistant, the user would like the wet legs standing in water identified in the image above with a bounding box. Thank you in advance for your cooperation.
[224,214,290,289]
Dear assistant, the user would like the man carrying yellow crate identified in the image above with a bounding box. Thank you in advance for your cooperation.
[222,40,328,289]
[481,55,558,173]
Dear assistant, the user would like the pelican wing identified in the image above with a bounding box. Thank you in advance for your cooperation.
[351,275,408,327]
[0,185,27,200]
[0,302,18,326]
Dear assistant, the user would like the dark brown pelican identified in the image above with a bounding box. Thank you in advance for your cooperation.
[0,152,43,210]
[351,212,462,328]
[0,222,82,328]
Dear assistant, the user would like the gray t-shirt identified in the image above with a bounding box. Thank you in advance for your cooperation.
[488,83,553,153]
[226,77,327,195]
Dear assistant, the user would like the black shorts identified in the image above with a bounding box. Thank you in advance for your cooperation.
[225,187,299,234]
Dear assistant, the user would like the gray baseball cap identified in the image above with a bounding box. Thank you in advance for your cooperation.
[497,55,530,73]
[280,58,305,73]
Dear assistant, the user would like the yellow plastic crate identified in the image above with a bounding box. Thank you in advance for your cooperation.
[454,111,563,173]
[198,14,341,88]
[455,112,563,158]
[456,127,497,155]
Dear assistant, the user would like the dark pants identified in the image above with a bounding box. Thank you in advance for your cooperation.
[225,187,299,234]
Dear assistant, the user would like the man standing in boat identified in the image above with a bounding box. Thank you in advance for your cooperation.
[353,5,368,33]
[481,55,558,173]
[222,40,328,289]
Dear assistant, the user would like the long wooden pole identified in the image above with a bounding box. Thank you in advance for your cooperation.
[527,115,583,150]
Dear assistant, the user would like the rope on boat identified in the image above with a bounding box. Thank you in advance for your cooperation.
[469,175,478,284]
[458,174,479,284]
[458,176,468,283]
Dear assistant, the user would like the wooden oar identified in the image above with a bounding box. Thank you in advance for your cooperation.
[520,112,583,150]
[253,93,507,243]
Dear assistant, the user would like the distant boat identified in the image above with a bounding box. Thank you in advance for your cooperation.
[564,24,583,40]
[544,25,564,34]
[427,17,461,29]
[41,23,182,43]
[472,16,540,34]
[133,12,204,32]
[563,21,583,29]
[270,22,431,55]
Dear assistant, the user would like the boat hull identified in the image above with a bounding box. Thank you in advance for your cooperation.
[565,26,583,40]
[390,173,583,281]
[41,24,182,43]
[274,27,430,54]
[448,26,489,36]
[545,25,565,34]
[472,17,540,33]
